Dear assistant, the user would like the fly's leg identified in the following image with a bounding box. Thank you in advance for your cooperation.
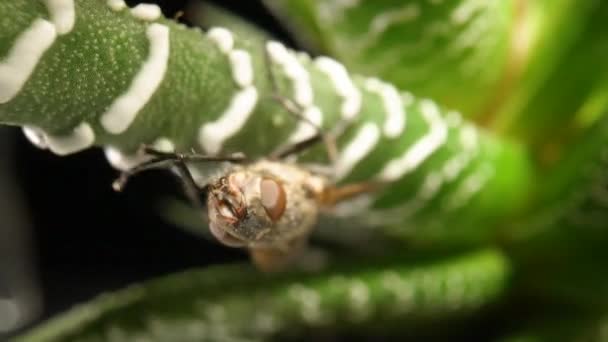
[270,133,323,160]
[170,161,207,210]
[262,45,340,163]
[112,145,247,209]
[320,181,383,207]
[139,146,247,164]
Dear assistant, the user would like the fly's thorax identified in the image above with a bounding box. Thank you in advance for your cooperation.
[206,160,327,249]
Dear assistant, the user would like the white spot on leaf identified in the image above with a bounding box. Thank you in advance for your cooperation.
[100,23,170,134]
[377,99,447,181]
[46,122,95,156]
[130,3,162,21]
[45,0,75,35]
[228,49,254,87]
[0,19,56,103]
[199,86,258,155]
[334,123,380,180]
[207,27,234,54]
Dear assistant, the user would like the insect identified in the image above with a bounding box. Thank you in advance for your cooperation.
[112,132,377,272]
[112,52,378,271]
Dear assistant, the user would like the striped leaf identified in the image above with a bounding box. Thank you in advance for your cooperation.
[263,0,514,118]
[18,249,510,341]
[0,0,533,246]
[494,0,608,146]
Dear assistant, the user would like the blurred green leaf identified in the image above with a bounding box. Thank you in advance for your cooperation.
[5,0,608,340]
[184,1,271,45]
[18,249,510,341]
[265,0,514,118]
[495,0,608,146]
[0,0,534,247]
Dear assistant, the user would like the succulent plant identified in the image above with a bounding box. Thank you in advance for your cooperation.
[2,0,608,340]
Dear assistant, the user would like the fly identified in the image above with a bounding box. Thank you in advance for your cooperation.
[112,134,377,272]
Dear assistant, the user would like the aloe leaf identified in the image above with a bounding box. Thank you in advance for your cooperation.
[0,0,534,245]
[18,249,510,341]
[494,1,608,146]
[512,112,608,241]
[184,1,271,45]
[0,0,274,154]
[262,0,327,52]
[505,112,608,309]
[493,2,608,306]
[264,0,608,149]
[263,0,515,118]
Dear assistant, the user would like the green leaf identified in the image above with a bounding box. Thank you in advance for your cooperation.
[18,249,510,341]
[0,0,534,245]
[262,0,328,52]
[506,114,608,310]
[264,0,515,118]
[511,112,608,241]
[494,1,608,146]
[184,1,271,45]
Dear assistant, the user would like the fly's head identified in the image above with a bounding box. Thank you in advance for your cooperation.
[206,168,294,248]
[206,174,248,247]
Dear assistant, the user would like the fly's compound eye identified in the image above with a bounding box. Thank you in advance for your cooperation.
[260,178,287,222]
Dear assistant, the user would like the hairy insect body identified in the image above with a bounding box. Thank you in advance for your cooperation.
[114,148,377,271]
[206,160,327,271]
